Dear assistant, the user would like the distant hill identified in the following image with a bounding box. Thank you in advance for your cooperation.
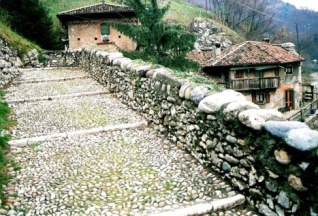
[269,0,318,61]
[186,0,318,61]
[272,0,318,36]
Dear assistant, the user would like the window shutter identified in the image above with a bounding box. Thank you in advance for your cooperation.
[252,93,256,103]
[265,92,270,103]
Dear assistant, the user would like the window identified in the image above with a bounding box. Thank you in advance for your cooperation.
[77,38,80,41]
[101,23,110,43]
[252,92,270,104]
[256,92,265,103]
[285,66,293,74]
[94,37,98,41]
[234,70,245,79]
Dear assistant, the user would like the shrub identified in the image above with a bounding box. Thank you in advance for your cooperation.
[0,91,11,201]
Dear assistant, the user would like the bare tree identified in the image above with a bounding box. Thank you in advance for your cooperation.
[208,0,276,40]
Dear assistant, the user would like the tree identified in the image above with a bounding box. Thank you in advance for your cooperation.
[111,0,196,57]
[0,0,56,49]
[207,0,275,40]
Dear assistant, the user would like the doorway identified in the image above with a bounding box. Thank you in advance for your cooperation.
[285,89,294,110]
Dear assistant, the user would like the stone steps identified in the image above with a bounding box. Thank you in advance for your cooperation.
[6,90,109,104]
[9,121,148,147]
[2,68,253,215]
[150,195,246,216]
[12,75,90,84]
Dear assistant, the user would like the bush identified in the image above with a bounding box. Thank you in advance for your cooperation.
[123,51,200,71]
[0,0,56,49]
[0,91,10,201]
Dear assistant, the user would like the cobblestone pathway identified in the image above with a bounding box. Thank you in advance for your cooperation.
[2,68,256,216]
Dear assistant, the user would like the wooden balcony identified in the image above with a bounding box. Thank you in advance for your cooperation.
[229,77,280,91]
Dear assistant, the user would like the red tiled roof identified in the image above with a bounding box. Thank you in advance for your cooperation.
[190,41,304,68]
[57,3,134,16]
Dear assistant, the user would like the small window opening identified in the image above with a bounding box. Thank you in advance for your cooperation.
[285,66,293,74]
[252,92,270,104]
[234,70,245,79]
[94,37,98,41]
[101,23,110,43]
[118,35,122,39]
[77,38,80,41]
[256,92,265,103]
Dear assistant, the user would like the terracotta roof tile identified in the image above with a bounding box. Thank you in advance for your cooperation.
[57,3,134,16]
[189,41,304,68]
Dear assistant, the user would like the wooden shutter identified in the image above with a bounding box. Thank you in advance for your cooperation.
[252,93,256,103]
[265,92,270,103]
[285,90,294,110]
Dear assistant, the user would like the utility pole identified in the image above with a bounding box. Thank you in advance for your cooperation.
[295,23,300,55]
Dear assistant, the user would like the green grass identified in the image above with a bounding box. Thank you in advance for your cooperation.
[0,91,11,202]
[172,70,224,92]
[41,0,243,42]
[0,22,41,55]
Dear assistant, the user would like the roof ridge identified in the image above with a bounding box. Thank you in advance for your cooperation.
[57,2,130,15]
[210,41,249,66]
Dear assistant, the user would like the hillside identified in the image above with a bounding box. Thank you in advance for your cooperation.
[0,22,41,55]
[41,0,243,43]
[186,0,318,60]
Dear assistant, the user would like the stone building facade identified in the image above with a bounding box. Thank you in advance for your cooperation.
[189,41,304,110]
[57,3,137,51]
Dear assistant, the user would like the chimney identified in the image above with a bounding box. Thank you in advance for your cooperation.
[215,42,221,57]
[262,38,270,43]
[281,42,298,54]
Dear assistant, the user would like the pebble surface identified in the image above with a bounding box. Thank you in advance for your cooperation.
[6,78,106,99]
[2,68,257,215]
[11,95,144,139]
[16,68,87,81]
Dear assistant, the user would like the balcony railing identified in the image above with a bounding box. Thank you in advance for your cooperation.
[229,77,280,91]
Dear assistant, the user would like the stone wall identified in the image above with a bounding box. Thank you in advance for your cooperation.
[307,114,318,130]
[0,38,22,88]
[190,18,233,51]
[44,50,81,68]
[45,48,318,216]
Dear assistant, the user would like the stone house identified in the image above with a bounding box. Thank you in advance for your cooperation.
[57,2,137,51]
[189,41,304,110]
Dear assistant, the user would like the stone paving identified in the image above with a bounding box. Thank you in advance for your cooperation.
[2,68,256,216]
[6,79,105,99]
[15,68,87,81]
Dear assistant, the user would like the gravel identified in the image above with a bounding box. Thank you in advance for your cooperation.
[16,68,87,81]
[10,94,144,139]
[6,79,107,99]
[2,68,256,215]
[6,128,240,215]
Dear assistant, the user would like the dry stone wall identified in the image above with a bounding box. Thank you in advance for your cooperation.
[0,38,22,88]
[45,48,318,216]
[44,50,81,68]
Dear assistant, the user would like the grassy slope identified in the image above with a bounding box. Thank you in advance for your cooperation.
[0,92,10,202]
[41,0,243,43]
[0,22,41,55]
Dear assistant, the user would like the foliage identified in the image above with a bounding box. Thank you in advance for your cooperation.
[172,70,224,91]
[0,91,10,202]
[0,7,10,25]
[0,0,57,49]
[123,50,200,71]
[111,0,196,58]
[204,0,275,40]
[0,22,41,56]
